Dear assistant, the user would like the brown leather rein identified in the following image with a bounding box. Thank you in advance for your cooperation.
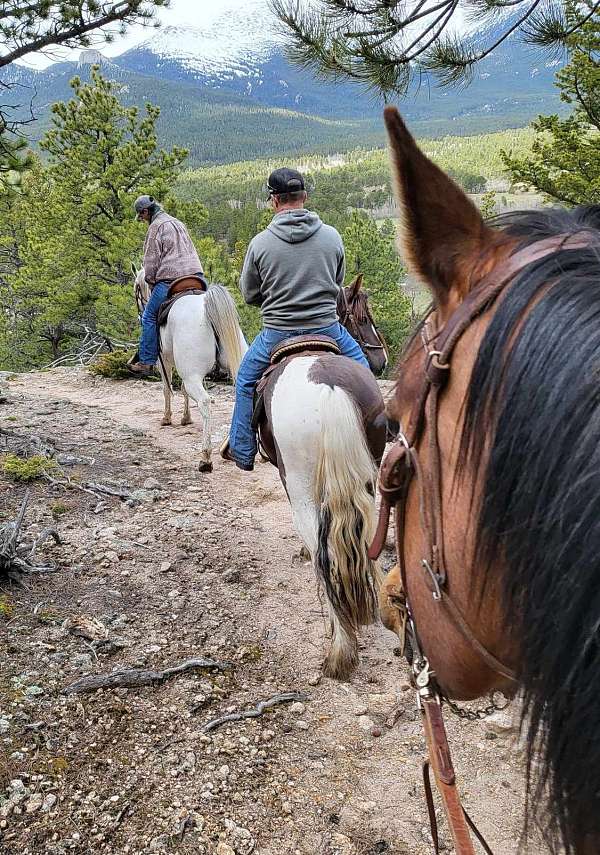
[369,232,595,854]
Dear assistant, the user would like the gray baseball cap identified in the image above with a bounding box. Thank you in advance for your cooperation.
[133,194,156,219]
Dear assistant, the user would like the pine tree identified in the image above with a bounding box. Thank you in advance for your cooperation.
[502,2,599,205]
[0,68,193,367]
[0,2,166,186]
[341,211,411,364]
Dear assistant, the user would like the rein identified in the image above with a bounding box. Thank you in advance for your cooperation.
[370,232,594,854]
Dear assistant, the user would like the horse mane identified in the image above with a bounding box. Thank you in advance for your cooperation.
[459,204,600,852]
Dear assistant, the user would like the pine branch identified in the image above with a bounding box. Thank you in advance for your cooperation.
[271,0,597,94]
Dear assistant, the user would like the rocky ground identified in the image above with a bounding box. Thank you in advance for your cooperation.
[0,368,537,854]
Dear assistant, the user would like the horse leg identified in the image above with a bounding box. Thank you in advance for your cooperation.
[180,382,192,426]
[184,375,212,473]
[159,360,173,427]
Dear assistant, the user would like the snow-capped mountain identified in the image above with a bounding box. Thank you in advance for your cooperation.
[130,0,281,82]
[114,4,562,120]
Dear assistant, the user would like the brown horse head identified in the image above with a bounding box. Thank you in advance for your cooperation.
[382,106,600,854]
[337,274,389,376]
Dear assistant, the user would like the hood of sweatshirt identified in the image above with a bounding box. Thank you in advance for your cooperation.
[267,209,323,244]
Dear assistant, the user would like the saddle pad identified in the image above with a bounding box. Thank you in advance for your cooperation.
[269,334,340,365]
[157,288,205,326]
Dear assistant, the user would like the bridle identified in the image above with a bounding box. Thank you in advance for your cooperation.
[337,286,388,360]
[369,232,595,854]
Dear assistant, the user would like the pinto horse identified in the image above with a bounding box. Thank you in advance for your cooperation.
[133,266,247,472]
[377,106,600,853]
[258,337,388,680]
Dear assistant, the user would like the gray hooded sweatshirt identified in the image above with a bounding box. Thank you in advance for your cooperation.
[240,209,345,330]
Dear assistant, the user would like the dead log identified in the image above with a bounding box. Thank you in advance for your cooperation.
[63,657,231,695]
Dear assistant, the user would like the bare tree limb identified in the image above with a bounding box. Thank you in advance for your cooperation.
[201,692,309,732]
[63,657,232,695]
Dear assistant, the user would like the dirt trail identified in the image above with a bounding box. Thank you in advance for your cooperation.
[0,369,537,855]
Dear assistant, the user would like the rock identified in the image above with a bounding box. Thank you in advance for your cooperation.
[25,793,44,813]
[24,685,44,698]
[484,710,518,738]
[223,569,240,584]
[42,794,57,813]
[353,702,369,717]
[295,720,309,731]
[371,726,383,738]
[367,692,397,715]
[143,477,161,490]
[289,702,306,715]
[357,715,375,732]
[0,717,10,734]
[216,844,235,855]
[331,832,357,854]
[159,561,172,573]
[307,673,321,687]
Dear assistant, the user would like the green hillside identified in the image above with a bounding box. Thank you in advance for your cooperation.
[8,59,554,166]
[177,126,536,207]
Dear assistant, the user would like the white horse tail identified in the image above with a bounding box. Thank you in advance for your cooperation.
[204,284,244,381]
[313,386,382,680]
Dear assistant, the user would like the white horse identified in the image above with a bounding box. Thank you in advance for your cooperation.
[133,266,247,472]
[259,351,388,679]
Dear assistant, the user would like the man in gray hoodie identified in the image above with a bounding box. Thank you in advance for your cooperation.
[223,168,368,471]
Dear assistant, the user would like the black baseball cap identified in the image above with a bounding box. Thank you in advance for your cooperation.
[267,167,306,196]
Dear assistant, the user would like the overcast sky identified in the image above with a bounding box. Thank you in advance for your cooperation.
[19,0,266,68]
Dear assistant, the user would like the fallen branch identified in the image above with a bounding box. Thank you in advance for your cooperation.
[44,472,136,503]
[201,692,309,732]
[63,657,231,695]
[0,492,61,580]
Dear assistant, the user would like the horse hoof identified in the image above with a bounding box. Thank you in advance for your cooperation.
[198,460,213,473]
[160,418,172,427]
[180,417,192,426]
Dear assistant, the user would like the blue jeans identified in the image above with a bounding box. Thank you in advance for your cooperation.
[229,322,369,467]
[139,280,170,364]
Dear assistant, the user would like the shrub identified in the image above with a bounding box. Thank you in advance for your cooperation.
[0,596,14,620]
[89,350,181,386]
[1,454,58,482]
[89,349,138,380]
[50,502,69,520]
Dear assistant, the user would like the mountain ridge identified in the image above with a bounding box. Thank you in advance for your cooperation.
[5,9,565,164]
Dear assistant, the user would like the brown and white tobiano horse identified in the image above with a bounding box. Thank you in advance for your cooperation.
[378,107,600,854]
[261,339,388,679]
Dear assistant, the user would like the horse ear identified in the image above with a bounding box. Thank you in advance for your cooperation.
[384,107,495,304]
[348,273,363,297]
